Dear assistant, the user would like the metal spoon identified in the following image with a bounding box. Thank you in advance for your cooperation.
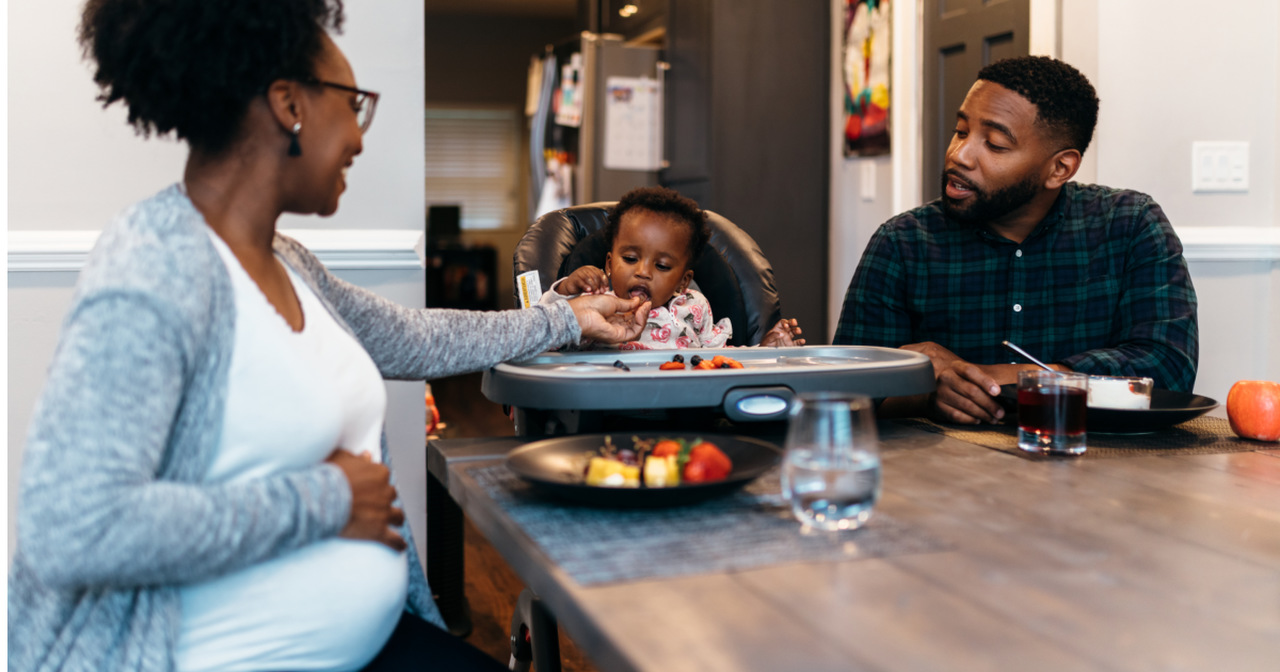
[1002,340,1055,372]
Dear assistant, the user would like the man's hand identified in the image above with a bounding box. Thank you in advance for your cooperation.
[326,450,407,552]
[891,343,1069,423]
[760,318,805,347]
[901,341,964,379]
[902,341,1008,424]
[568,294,652,344]
[560,265,609,296]
[932,360,1006,424]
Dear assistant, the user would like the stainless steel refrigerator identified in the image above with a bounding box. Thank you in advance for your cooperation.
[528,32,664,219]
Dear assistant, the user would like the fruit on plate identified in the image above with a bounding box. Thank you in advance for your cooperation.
[1226,380,1280,442]
[584,437,733,487]
[585,456,640,487]
[652,440,682,457]
[683,441,732,482]
[643,454,680,487]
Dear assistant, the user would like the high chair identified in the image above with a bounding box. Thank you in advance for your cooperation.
[513,202,783,346]
[501,202,784,670]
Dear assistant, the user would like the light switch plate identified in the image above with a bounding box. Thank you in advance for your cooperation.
[860,160,876,201]
[1191,141,1249,192]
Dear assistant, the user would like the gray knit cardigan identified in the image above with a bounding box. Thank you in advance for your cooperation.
[8,185,581,671]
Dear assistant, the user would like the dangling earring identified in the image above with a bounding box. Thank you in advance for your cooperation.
[288,122,302,157]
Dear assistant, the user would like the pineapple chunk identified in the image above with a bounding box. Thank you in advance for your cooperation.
[642,455,680,488]
[585,457,639,487]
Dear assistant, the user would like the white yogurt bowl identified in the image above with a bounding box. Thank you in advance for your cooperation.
[1087,375,1154,410]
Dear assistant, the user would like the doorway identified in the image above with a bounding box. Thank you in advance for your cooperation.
[921,0,1029,202]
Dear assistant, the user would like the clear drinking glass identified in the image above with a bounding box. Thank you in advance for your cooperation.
[780,393,881,531]
[1017,370,1089,455]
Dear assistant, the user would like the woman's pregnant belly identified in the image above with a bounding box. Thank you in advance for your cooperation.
[177,538,408,672]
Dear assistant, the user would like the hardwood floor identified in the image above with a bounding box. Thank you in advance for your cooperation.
[430,372,598,672]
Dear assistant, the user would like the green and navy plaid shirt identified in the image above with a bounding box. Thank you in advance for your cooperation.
[834,183,1199,392]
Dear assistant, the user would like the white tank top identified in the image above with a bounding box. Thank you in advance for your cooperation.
[176,232,407,672]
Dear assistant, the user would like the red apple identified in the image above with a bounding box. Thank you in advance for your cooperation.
[1226,380,1280,442]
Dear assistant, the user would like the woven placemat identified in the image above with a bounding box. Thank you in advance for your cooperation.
[463,463,947,586]
[894,416,1264,459]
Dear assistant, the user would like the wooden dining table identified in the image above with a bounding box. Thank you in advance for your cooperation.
[425,416,1280,671]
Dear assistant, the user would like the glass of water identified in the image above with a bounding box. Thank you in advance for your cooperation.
[780,393,881,531]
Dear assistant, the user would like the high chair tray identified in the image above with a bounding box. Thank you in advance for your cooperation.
[481,346,933,422]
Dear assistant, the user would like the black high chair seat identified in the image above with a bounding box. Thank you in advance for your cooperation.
[513,202,782,346]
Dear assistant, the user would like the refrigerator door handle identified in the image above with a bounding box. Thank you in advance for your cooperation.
[657,60,671,170]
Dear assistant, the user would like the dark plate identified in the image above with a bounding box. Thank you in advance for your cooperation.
[505,432,782,507]
[998,385,1218,434]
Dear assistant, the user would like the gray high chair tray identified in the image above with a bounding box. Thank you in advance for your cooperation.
[482,346,934,425]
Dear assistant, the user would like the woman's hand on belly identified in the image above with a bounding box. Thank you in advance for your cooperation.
[327,449,407,552]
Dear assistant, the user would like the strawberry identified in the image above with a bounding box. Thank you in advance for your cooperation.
[688,442,732,480]
[652,440,682,457]
[682,459,708,483]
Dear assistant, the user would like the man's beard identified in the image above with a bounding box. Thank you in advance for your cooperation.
[941,170,1040,227]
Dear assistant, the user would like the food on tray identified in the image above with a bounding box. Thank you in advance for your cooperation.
[613,360,631,372]
[1087,375,1153,409]
[664,354,743,371]
[582,436,734,488]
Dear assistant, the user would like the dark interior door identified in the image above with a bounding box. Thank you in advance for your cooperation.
[663,0,830,342]
[922,0,1029,202]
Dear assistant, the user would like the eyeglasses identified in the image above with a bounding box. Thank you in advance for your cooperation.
[302,78,380,133]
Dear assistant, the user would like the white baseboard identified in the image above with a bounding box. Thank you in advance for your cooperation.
[1176,226,1280,262]
[7,229,426,272]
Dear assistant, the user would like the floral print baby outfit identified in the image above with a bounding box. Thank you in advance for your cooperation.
[539,278,733,349]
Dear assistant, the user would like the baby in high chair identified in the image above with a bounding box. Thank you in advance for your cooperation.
[539,186,803,349]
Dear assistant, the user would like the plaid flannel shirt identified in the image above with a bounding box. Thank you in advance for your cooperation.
[834,183,1199,392]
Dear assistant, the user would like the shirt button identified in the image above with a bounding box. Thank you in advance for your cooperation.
[1013,304,1023,312]
[1015,249,1023,258]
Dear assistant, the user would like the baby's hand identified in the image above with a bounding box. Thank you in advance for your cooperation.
[561,265,609,296]
[761,318,805,347]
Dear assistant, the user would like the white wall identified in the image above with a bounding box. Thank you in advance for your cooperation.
[7,0,425,233]
[827,0,913,341]
[828,0,1280,404]
[1089,0,1280,401]
[8,1,432,563]
[1095,1,1277,230]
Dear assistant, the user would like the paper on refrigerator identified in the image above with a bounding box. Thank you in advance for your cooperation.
[603,76,663,171]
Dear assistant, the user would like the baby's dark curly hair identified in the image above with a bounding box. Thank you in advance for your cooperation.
[977,56,1099,155]
[79,0,345,154]
[606,186,709,263]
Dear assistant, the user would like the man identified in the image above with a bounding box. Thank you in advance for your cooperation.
[834,56,1198,424]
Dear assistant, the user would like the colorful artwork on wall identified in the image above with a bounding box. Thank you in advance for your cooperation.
[843,0,891,157]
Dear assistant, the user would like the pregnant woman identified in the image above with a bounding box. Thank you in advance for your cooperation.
[7,1,649,670]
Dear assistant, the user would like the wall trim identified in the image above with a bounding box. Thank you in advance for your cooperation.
[1177,226,1280,262]
[7,229,426,272]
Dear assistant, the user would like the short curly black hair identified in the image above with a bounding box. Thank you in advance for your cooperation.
[79,0,345,154]
[977,56,1099,155]
[606,186,708,263]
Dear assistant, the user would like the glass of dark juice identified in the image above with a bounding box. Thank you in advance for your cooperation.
[1017,370,1089,455]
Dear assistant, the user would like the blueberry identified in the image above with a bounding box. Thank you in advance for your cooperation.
[672,354,684,364]
[720,362,732,369]
[613,360,631,372]
[690,355,703,366]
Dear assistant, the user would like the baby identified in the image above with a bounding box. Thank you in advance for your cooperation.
[539,186,803,349]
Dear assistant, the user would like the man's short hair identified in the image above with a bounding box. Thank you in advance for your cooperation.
[977,56,1099,155]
